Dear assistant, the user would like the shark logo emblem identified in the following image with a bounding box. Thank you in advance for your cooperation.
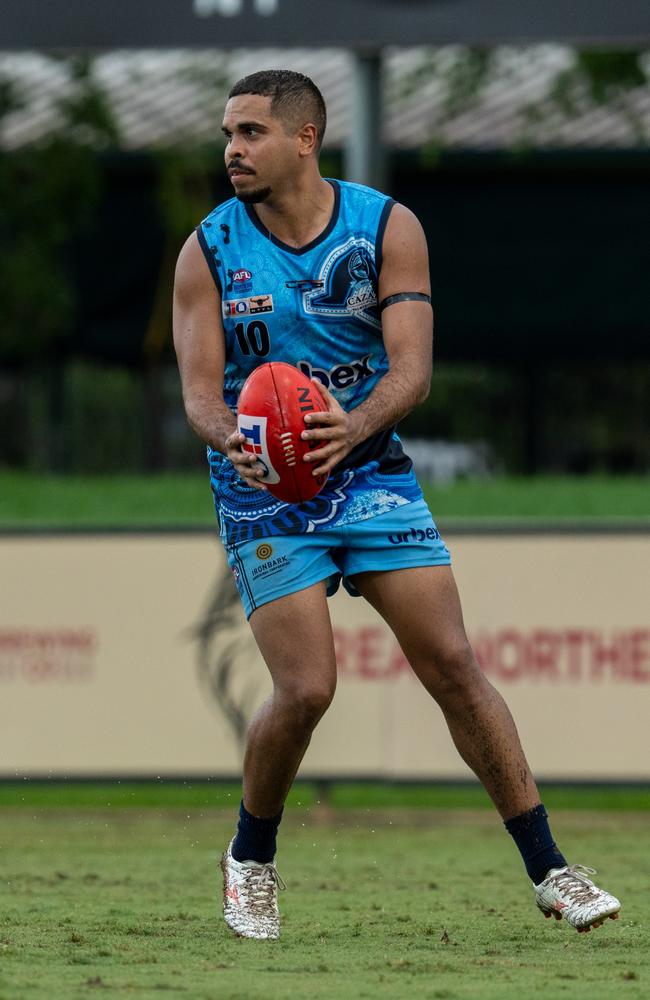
[302,238,380,330]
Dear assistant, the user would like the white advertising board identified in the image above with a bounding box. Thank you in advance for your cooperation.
[0,531,648,780]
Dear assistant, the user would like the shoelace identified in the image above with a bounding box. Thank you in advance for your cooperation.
[547,864,601,904]
[241,863,286,913]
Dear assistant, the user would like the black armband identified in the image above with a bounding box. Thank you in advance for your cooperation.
[379,292,432,312]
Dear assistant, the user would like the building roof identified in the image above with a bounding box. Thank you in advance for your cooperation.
[1,45,649,151]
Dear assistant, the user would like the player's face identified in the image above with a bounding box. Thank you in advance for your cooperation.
[222,95,299,204]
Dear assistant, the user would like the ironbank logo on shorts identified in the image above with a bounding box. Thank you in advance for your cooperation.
[388,526,441,545]
[252,554,290,579]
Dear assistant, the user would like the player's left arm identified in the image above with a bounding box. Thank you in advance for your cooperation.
[302,202,433,476]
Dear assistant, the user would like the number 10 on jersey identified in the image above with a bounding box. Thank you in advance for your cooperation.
[235,320,271,358]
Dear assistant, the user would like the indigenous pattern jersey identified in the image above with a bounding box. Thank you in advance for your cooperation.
[197,179,423,547]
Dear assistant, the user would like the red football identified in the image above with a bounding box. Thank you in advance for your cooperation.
[236,362,329,504]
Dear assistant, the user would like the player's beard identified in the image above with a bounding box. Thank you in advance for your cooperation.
[235,186,272,204]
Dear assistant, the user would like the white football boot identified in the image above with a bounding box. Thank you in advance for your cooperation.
[220,839,285,940]
[534,864,621,932]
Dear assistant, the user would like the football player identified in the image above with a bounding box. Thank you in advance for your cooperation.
[173,70,621,940]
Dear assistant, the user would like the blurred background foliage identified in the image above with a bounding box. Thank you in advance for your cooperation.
[398,46,650,163]
[0,49,648,477]
[0,56,117,365]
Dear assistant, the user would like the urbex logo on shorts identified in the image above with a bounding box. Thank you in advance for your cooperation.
[388,526,440,545]
[297,354,375,391]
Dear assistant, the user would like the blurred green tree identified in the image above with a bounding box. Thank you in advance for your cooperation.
[0,55,117,365]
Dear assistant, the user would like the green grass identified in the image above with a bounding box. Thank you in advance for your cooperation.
[0,808,647,1000]
[0,782,649,812]
[423,476,650,522]
[0,472,649,528]
[0,472,214,528]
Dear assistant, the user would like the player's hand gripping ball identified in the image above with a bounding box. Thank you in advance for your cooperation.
[237,362,329,504]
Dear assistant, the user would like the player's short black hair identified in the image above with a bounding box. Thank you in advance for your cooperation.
[228,70,327,150]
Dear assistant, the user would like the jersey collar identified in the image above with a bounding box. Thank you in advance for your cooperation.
[243,179,340,256]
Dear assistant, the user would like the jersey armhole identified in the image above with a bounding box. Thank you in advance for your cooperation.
[195,224,223,295]
[375,198,396,277]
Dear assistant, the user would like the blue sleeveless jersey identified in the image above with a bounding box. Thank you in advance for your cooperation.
[197,179,423,547]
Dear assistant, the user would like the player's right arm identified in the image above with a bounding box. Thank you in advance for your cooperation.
[172,233,267,489]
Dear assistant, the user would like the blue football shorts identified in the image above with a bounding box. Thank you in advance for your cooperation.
[225,497,451,620]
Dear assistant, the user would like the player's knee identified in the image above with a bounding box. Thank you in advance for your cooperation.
[278,678,336,731]
[420,639,484,706]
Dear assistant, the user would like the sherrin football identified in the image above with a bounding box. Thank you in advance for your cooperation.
[236,362,329,504]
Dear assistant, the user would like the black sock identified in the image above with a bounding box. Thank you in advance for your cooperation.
[505,803,568,885]
[231,800,283,864]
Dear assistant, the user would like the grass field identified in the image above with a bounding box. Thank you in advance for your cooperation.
[0,782,649,812]
[1,466,648,1000]
[0,797,647,1000]
[0,472,649,528]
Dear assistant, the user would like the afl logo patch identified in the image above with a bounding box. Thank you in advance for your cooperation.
[233,269,253,283]
[256,543,273,561]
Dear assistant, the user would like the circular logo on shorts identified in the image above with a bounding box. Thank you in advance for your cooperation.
[256,543,273,561]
